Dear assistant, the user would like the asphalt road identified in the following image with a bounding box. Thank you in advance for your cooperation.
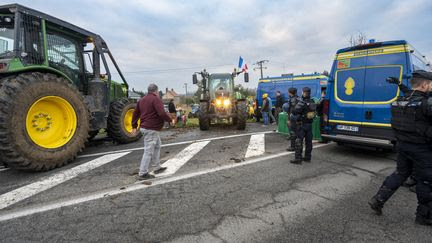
[0,123,431,242]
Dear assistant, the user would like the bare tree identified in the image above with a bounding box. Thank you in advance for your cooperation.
[348,32,367,46]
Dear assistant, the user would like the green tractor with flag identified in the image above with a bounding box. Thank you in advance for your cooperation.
[192,65,250,130]
[0,4,141,171]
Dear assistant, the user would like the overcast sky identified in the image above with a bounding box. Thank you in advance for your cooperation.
[10,0,432,94]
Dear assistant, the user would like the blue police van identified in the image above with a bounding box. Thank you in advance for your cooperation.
[255,73,328,118]
[321,40,432,148]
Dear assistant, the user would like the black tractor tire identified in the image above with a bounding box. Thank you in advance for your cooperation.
[0,72,90,171]
[233,117,238,125]
[236,101,248,130]
[107,98,142,143]
[198,102,210,131]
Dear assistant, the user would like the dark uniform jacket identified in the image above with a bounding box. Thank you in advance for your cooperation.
[293,97,315,123]
[275,96,284,108]
[391,90,432,143]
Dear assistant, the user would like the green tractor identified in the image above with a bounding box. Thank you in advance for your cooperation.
[0,4,141,171]
[192,69,249,130]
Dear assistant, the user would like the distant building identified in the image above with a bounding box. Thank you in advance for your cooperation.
[162,88,180,104]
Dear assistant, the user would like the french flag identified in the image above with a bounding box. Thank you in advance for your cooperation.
[238,56,248,72]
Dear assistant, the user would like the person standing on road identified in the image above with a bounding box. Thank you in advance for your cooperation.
[275,91,284,124]
[369,71,432,226]
[290,87,317,164]
[267,95,276,124]
[261,93,270,126]
[286,88,299,151]
[132,84,172,180]
[168,99,177,126]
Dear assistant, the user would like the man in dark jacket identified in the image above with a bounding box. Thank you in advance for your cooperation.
[369,71,432,226]
[132,84,172,180]
[286,88,299,151]
[275,91,284,124]
[168,99,177,125]
[290,87,316,164]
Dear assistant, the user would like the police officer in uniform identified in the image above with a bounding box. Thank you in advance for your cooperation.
[286,87,299,151]
[369,70,432,226]
[290,87,316,164]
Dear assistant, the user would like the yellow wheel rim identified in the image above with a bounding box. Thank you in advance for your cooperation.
[123,108,139,133]
[26,96,77,149]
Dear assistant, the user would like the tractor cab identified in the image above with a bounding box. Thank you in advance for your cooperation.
[209,73,234,108]
[0,4,141,171]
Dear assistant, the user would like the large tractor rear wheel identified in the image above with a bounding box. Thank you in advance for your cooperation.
[236,101,248,130]
[198,101,210,131]
[0,72,90,171]
[107,98,142,143]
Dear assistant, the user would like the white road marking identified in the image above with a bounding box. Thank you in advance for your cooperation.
[78,131,275,159]
[0,144,331,222]
[244,134,265,158]
[0,167,9,172]
[0,152,130,211]
[158,141,210,176]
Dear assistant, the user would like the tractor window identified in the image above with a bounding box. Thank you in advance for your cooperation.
[19,14,44,65]
[46,30,84,87]
[209,77,233,99]
[0,15,15,57]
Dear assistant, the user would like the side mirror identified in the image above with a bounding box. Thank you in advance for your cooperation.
[192,74,198,84]
[244,72,249,83]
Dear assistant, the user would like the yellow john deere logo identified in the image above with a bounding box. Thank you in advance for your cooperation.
[344,77,355,95]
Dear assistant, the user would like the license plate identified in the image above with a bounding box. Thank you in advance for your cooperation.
[336,125,359,132]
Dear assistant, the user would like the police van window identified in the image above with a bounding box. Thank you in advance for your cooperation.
[412,53,429,71]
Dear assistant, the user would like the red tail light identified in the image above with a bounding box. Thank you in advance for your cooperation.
[322,99,329,122]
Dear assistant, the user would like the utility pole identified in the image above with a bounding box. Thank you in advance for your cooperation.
[253,60,269,79]
[184,83,188,107]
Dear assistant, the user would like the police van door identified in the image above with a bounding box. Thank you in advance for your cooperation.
[330,55,366,135]
[361,49,406,139]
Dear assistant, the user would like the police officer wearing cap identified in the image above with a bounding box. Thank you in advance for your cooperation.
[291,87,316,164]
[369,70,432,226]
[286,87,299,151]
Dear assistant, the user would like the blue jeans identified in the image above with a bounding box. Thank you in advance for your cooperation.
[139,128,162,176]
[262,112,269,125]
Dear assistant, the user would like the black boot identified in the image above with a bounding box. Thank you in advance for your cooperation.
[290,159,302,164]
[415,216,432,226]
[286,147,295,152]
[368,195,384,215]
[415,203,432,226]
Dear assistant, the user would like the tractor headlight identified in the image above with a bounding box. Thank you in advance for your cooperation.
[216,99,222,106]
[223,99,231,107]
